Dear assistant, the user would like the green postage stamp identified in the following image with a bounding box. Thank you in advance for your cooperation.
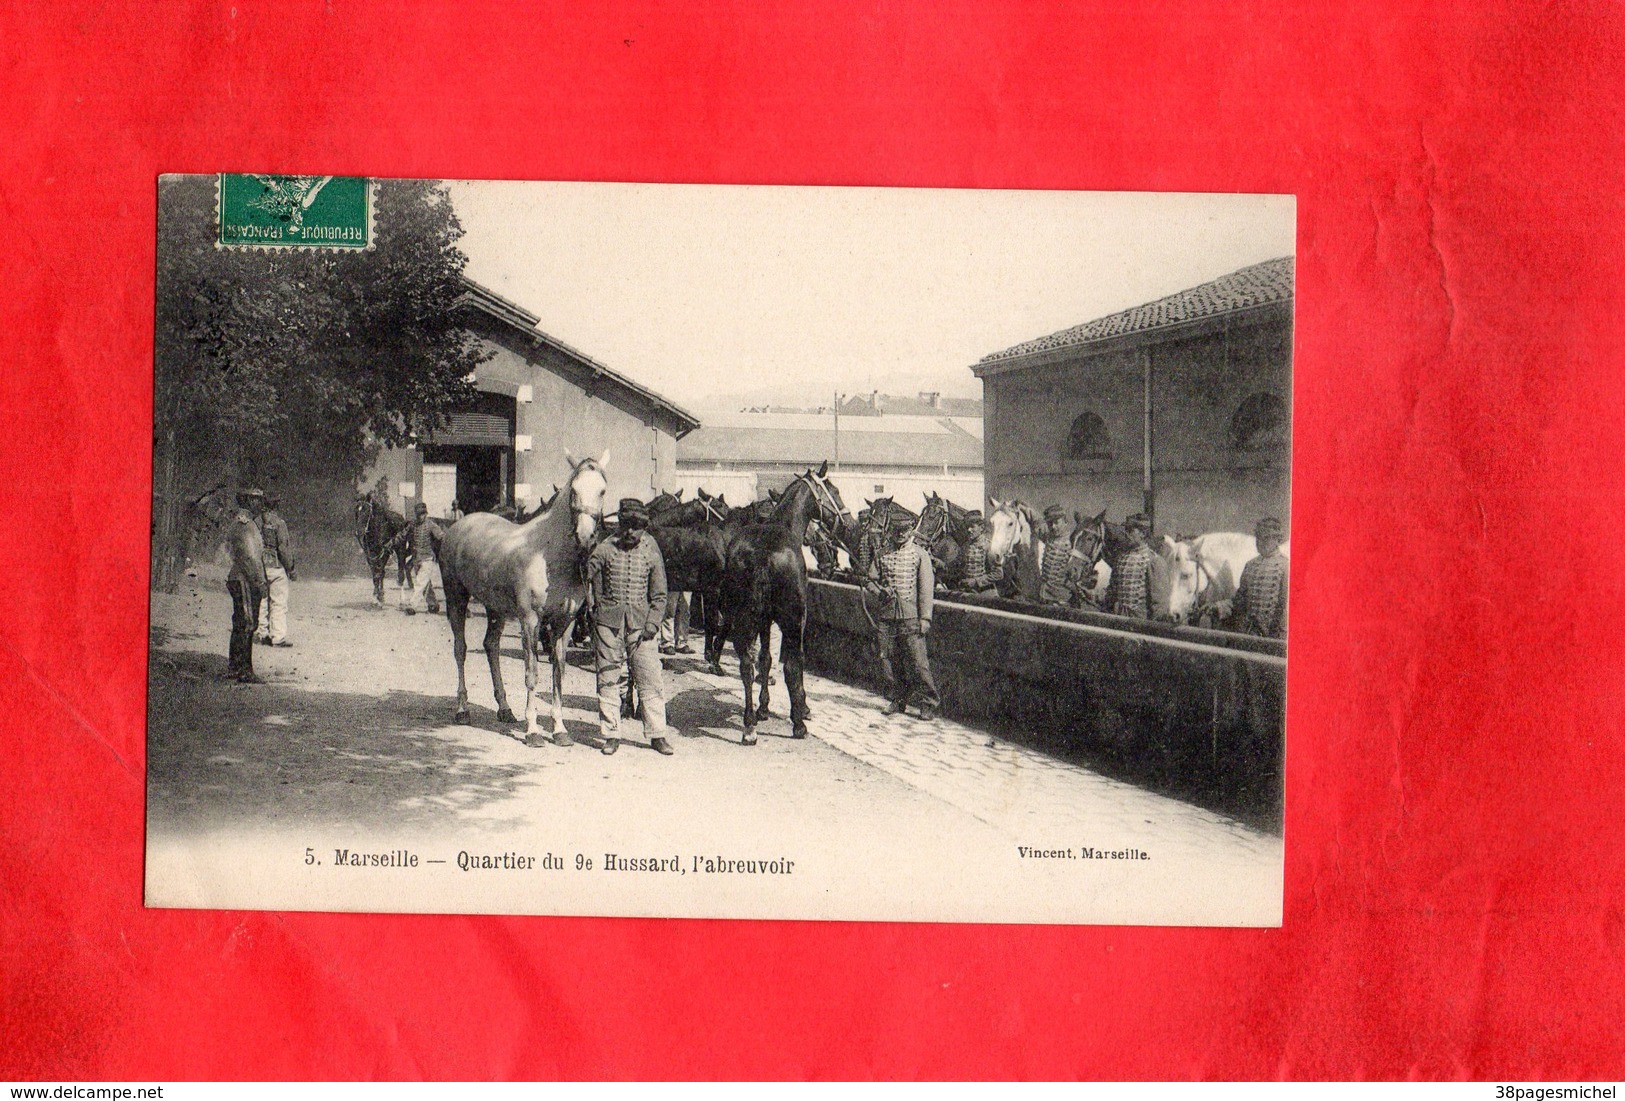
[216,174,373,250]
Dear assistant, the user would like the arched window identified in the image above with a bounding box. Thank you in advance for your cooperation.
[1066,411,1112,460]
[1230,392,1287,450]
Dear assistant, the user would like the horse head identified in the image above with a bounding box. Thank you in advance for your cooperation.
[1068,508,1107,569]
[798,462,852,536]
[916,494,951,545]
[563,449,610,546]
[1160,536,1205,622]
[985,498,1031,564]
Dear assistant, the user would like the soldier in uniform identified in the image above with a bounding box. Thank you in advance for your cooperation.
[256,490,296,646]
[587,499,674,756]
[1037,504,1079,606]
[391,502,443,615]
[850,507,882,580]
[224,487,268,683]
[957,511,999,593]
[1103,513,1171,621]
[1222,517,1289,638]
[866,520,940,720]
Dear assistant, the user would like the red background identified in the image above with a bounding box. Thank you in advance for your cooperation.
[2,0,1622,1080]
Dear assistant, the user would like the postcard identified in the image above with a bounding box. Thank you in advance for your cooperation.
[146,176,1292,925]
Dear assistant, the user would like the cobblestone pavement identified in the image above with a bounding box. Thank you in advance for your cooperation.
[147,571,1281,924]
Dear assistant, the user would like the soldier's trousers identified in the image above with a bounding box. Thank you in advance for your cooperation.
[876,619,939,708]
[260,565,289,643]
[227,580,263,677]
[594,623,667,737]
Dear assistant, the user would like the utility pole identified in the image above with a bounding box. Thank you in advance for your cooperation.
[832,390,841,470]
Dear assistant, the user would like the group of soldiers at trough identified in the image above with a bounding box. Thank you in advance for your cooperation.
[193,455,1287,754]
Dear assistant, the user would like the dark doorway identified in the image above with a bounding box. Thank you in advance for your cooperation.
[422,445,508,513]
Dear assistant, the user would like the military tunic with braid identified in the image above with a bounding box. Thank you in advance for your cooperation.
[1229,551,1288,638]
[874,538,934,623]
[959,533,997,591]
[1104,543,1171,620]
[589,535,669,635]
[1038,537,1077,605]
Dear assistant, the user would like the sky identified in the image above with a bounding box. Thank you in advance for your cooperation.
[448,181,1295,410]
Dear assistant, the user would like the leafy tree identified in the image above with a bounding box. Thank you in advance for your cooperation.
[152,175,486,587]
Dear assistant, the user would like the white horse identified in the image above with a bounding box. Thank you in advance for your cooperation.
[985,498,1033,576]
[439,451,610,743]
[1163,532,1290,624]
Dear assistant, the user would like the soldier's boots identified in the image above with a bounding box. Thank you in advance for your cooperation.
[651,737,674,756]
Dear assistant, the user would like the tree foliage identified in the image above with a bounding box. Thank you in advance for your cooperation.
[154,175,485,492]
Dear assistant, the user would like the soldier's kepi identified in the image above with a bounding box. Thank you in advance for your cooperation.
[586,498,674,756]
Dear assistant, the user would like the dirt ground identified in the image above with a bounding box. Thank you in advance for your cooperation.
[145,568,1282,925]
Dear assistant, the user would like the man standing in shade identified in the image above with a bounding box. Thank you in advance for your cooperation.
[957,511,1000,594]
[224,487,268,684]
[1222,517,1289,638]
[1037,504,1078,606]
[1104,513,1171,621]
[867,520,940,721]
[587,498,674,757]
[256,490,296,647]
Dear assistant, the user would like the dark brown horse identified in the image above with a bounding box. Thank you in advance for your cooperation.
[355,494,410,604]
[720,462,851,744]
[648,491,732,674]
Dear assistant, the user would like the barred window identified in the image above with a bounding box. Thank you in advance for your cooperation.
[1230,392,1287,449]
[1066,412,1112,460]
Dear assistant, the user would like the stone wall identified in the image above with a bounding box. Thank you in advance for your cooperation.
[803,578,1286,820]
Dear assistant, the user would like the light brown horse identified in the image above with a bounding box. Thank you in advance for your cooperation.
[438,451,610,743]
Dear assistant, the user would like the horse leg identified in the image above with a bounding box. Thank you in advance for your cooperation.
[782,606,810,739]
[549,628,572,744]
[372,563,385,604]
[448,588,472,724]
[484,615,516,724]
[734,629,758,746]
[519,613,542,738]
[754,622,773,722]
[704,591,726,676]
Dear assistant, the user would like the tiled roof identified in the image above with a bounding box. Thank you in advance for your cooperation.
[456,277,702,433]
[978,256,1294,366]
[678,416,982,470]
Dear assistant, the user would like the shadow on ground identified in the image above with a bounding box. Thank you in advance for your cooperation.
[148,647,552,837]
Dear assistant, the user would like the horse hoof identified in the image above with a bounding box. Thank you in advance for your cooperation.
[552,730,574,747]
[741,729,758,746]
[496,707,518,724]
[752,706,771,723]
[792,724,809,740]
[523,733,549,749]
[708,663,724,677]
[453,710,471,725]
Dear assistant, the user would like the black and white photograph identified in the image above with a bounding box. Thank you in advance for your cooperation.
[146,177,1293,925]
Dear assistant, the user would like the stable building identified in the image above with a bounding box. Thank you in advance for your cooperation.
[972,256,1293,536]
[676,406,984,513]
[362,279,700,517]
